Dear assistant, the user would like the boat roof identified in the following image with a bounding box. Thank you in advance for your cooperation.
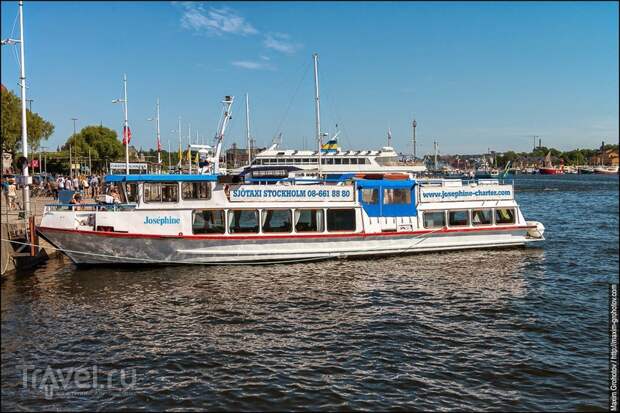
[105,174,219,183]
[355,179,416,188]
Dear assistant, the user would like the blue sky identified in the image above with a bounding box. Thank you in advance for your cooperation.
[1,1,618,156]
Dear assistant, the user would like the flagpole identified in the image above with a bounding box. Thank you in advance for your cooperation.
[246,93,251,166]
[123,74,129,175]
[188,123,192,175]
[178,116,182,171]
[313,53,322,177]
[156,97,161,166]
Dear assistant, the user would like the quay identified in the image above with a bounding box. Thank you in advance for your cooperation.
[1,193,95,276]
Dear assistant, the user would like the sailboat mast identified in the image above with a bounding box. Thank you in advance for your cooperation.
[156,98,161,166]
[313,53,322,176]
[246,93,251,167]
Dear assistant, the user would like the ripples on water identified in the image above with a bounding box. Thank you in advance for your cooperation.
[2,175,618,411]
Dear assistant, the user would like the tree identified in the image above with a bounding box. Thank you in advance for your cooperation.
[61,125,124,172]
[1,87,54,155]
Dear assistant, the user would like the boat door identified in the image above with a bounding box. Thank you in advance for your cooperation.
[357,179,417,231]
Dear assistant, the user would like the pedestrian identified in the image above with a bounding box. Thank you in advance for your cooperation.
[89,174,99,198]
[72,176,79,192]
[1,177,9,209]
[57,175,65,191]
[65,177,73,191]
[50,178,58,199]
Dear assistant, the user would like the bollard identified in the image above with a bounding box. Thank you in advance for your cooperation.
[28,215,38,257]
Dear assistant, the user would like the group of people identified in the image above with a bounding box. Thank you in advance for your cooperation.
[50,174,103,199]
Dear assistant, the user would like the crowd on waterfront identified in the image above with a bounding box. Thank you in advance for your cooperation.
[1,173,107,211]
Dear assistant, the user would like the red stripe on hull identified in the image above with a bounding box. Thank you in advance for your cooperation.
[37,225,533,241]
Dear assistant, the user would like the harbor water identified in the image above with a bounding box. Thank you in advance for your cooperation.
[1,174,618,411]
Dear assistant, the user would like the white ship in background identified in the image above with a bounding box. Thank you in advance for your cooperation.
[234,53,426,178]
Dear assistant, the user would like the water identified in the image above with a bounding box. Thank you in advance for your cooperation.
[2,175,618,411]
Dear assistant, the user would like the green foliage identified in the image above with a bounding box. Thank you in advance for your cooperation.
[62,125,124,160]
[1,88,54,154]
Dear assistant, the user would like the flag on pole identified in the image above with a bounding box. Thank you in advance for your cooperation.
[157,137,162,152]
[194,151,199,163]
[178,145,182,166]
[186,147,191,162]
[122,126,132,145]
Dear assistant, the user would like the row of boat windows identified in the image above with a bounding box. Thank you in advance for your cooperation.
[253,158,371,165]
[423,208,516,229]
[127,182,212,203]
[361,188,412,205]
[192,208,356,234]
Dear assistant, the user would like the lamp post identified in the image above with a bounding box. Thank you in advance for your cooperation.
[1,1,31,218]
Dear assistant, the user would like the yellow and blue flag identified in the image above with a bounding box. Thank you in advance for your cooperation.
[321,137,339,153]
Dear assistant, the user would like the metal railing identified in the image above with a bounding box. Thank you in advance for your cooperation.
[44,203,137,213]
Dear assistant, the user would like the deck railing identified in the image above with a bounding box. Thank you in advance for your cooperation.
[44,203,137,213]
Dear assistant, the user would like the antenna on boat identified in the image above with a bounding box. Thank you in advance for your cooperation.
[213,95,234,174]
[313,53,322,177]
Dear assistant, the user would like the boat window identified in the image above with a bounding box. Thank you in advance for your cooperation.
[261,209,292,233]
[192,210,225,234]
[228,209,259,233]
[448,210,469,226]
[335,158,342,165]
[302,158,310,164]
[350,158,358,165]
[277,158,286,165]
[144,182,178,203]
[182,182,211,200]
[495,208,515,224]
[327,209,356,232]
[342,158,350,164]
[472,209,493,226]
[126,183,139,203]
[423,211,445,228]
[294,158,303,164]
[295,209,324,232]
[383,188,411,204]
[361,188,379,204]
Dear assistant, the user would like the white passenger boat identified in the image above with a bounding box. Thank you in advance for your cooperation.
[240,144,427,176]
[37,173,545,265]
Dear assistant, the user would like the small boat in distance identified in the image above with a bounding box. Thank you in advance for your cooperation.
[593,165,619,175]
[539,152,564,175]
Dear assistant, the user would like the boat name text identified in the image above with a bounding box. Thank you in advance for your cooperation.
[143,216,181,225]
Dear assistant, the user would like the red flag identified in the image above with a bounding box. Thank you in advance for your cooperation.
[157,137,162,152]
[122,126,132,145]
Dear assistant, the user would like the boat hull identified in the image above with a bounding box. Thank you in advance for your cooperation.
[538,167,564,175]
[38,226,540,265]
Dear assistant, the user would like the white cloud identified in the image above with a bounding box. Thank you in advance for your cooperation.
[231,60,274,70]
[263,33,302,54]
[180,3,258,36]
